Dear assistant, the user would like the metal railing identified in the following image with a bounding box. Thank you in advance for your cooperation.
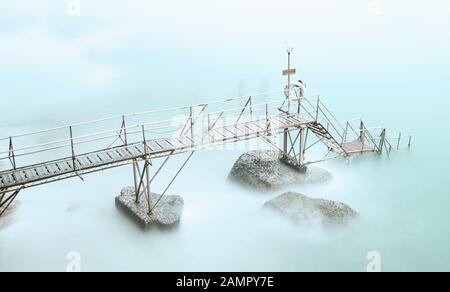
[0,87,412,174]
[0,90,315,171]
[294,90,412,156]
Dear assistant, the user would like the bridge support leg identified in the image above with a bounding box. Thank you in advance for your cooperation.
[132,159,153,215]
[0,188,21,218]
[133,159,138,200]
[281,127,307,172]
[283,129,288,155]
[298,127,306,165]
[378,129,386,155]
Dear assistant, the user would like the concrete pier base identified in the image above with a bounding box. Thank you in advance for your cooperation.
[115,187,184,229]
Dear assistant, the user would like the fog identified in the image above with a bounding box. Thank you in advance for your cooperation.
[1,0,450,271]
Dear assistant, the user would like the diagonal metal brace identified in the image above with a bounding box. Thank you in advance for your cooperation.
[150,151,195,213]
[0,188,22,217]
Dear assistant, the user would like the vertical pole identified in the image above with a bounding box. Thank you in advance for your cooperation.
[287,51,291,113]
[342,122,349,145]
[249,96,253,121]
[69,126,76,170]
[122,115,128,146]
[299,127,305,165]
[142,125,147,155]
[283,130,288,154]
[265,103,269,131]
[315,95,320,122]
[397,132,402,150]
[8,137,16,170]
[146,161,152,214]
[379,129,386,155]
[359,120,365,142]
[190,106,194,145]
[408,136,411,149]
[133,160,139,203]
[207,114,211,133]
[141,125,152,213]
[359,121,365,153]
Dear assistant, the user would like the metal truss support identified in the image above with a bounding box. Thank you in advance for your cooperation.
[282,126,306,170]
[131,150,194,215]
[150,151,195,214]
[132,158,152,214]
[0,188,22,217]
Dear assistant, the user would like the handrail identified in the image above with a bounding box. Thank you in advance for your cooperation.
[0,98,289,163]
[317,106,344,141]
[0,89,291,142]
[0,98,287,154]
[0,89,412,172]
[318,100,346,132]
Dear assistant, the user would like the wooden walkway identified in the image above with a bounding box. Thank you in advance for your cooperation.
[0,113,311,190]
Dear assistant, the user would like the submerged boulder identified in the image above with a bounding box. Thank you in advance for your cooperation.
[264,192,358,226]
[115,187,184,229]
[229,150,332,190]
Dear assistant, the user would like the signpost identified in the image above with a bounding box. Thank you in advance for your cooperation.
[282,69,296,76]
[283,45,296,112]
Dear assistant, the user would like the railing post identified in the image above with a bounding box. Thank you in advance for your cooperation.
[359,120,365,153]
[249,96,253,122]
[122,115,128,146]
[69,126,76,170]
[265,103,269,131]
[142,125,147,155]
[342,122,349,145]
[408,136,412,149]
[8,137,16,170]
[359,120,365,142]
[315,95,320,122]
[379,129,386,155]
[190,106,194,145]
[397,132,401,150]
[207,114,211,134]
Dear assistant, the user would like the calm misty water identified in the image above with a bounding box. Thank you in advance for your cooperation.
[1,0,450,271]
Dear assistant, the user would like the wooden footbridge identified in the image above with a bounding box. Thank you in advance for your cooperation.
[0,50,411,217]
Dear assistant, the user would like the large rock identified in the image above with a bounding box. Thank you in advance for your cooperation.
[264,192,358,226]
[115,187,184,229]
[229,150,332,190]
